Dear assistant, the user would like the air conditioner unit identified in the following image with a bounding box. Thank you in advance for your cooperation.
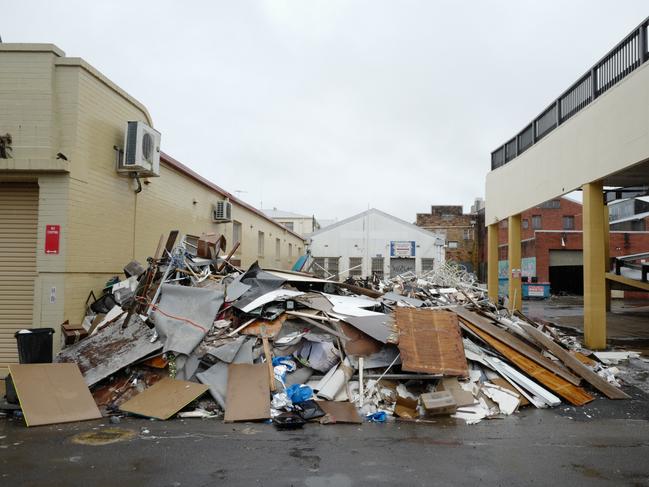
[117,121,161,177]
[212,200,232,222]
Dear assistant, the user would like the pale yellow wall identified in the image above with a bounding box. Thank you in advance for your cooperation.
[1,44,305,336]
[273,217,315,236]
[232,206,304,270]
[486,61,649,222]
[0,44,68,172]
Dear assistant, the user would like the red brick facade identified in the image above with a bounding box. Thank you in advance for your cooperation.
[490,197,649,296]
[416,205,478,271]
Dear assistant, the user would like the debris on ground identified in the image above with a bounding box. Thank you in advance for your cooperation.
[0,231,641,427]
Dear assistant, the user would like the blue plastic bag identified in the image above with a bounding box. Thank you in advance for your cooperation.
[366,411,387,423]
[285,384,313,404]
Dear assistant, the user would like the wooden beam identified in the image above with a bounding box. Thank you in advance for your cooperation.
[519,323,630,399]
[454,307,581,386]
[462,322,594,406]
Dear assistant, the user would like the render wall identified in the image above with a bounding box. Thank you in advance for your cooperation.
[486,61,649,222]
[0,45,305,348]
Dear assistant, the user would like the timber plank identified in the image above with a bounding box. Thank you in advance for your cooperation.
[455,307,581,386]
[519,323,630,400]
[462,321,594,406]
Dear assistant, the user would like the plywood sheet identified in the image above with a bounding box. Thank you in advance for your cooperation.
[119,377,208,420]
[395,309,469,377]
[224,364,270,422]
[9,363,102,427]
[454,307,581,386]
[316,401,362,423]
[462,322,593,406]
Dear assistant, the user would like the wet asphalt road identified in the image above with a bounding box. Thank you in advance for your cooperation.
[2,396,649,487]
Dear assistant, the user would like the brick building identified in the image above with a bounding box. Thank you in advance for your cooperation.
[491,196,649,296]
[416,204,479,272]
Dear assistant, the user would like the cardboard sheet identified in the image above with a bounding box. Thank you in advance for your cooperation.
[316,400,362,423]
[119,377,208,420]
[224,364,271,422]
[395,309,469,377]
[9,363,102,427]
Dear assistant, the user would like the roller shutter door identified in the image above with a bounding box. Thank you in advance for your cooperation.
[0,183,38,366]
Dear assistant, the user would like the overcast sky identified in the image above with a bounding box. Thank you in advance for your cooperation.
[4,1,648,222]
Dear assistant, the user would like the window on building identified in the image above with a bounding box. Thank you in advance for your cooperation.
[562,215,575,230]
[532,215,542,229]
[463,228,472,240]
[442,214,454,221]
[288,243,293,259]
[275,238,281,260]
[522,219,529,229]
[312,257,326,277]
[327,257,340,280]
[539,199,561,209]
[500,220,508,229]
[258,231,265,256]
[371,257,384,279]
[232,221,242,248]
[349,257,362,277]
[421,258,435,273]
[447,241,459,249]
[297,247,302,255]
[283,221,294,231]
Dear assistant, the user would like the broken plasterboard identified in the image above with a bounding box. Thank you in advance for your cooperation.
[119,377,208,420]
[395,309,469,377]
[56,315,162,386]
[9,363,102,427]
[224,364,271,422]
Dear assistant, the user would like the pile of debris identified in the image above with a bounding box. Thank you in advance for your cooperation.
[3,232,637,428]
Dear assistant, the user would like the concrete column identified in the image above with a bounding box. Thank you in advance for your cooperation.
[583,180,607,350]
[508,214,522,312]
[603,204,611,312]
[487,223,499,303]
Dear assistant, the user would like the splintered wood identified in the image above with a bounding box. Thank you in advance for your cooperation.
[394,309,469,377]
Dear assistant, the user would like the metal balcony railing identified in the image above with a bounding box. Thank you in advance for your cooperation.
[491,17,649,171]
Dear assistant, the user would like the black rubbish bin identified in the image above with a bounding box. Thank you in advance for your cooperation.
[14,328,55,364]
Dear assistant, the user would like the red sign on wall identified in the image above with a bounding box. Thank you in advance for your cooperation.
[45,225,60,254]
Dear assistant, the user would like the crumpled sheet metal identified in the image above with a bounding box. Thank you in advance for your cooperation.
[231,261,286,310]
[153,284,224,356]
[56,315,162,386]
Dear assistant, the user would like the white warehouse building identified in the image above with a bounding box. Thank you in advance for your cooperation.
[307,208,445,280]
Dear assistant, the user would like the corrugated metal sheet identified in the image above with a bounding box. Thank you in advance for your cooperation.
[0,183,38,366]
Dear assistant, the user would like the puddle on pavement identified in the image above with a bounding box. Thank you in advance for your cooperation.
[70,428,137,446]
